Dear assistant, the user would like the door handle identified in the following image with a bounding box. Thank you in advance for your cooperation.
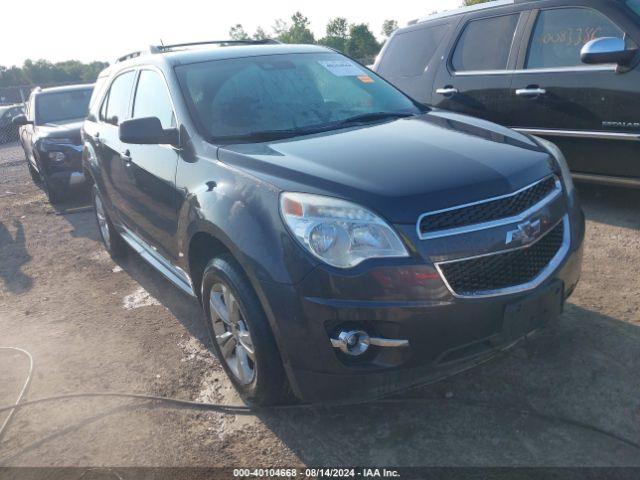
[436,87,459,96]
[515,88,547,97]
[121,149,132,165]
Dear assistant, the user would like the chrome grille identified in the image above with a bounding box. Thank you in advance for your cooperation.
[418,176,560,239]
[437,219,566,297]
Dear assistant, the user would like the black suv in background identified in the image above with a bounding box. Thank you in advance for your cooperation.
[14,84,93,201]
[83,41,584,405]
[374,0,640,188]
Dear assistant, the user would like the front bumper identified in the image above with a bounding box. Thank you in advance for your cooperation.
[257,202,585,404]
[39,142,86,189]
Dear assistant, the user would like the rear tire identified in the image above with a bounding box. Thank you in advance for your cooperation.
[93,185,128,259]
[202,254,290,405]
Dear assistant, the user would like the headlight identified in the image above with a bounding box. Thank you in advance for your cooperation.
[48,151,66,162]
[535,136,575,196]
[280,192,409,268]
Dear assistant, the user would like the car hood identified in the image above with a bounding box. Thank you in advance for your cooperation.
[37,119,84,144]
[218,110,555,224]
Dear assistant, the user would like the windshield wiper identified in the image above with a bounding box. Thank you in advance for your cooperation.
[335,111,416,126]
[212,112,418,143]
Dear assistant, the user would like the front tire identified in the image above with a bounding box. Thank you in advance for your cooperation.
[27,162,40,184]
[41,174,64,203]
[93,185,128,259]
[202,254,289,405]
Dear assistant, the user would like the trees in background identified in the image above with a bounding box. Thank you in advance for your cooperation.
[0,60,109,88]
[1,13,401,87]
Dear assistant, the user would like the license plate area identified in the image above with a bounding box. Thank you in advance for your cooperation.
[503,280,564,341]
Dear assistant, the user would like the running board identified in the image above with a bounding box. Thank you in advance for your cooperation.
[118,227,196,297]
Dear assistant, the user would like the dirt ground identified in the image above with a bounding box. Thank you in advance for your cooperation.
[0,140,639,468]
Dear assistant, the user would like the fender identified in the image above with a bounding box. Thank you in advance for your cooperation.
[175,151,317,288]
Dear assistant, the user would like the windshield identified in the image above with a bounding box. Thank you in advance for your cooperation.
[627,0,640,15]
[176,52,424,143]
[35,88,92,125]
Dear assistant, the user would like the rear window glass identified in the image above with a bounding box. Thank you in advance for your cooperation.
[378,24,449,77]
[526,8,625,69]
[104,71,135,125]
[452,14,519,72]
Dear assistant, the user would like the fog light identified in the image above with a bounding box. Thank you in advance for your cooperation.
[330,329,410,355]
[331,330,370,356]
[48,151,66,162]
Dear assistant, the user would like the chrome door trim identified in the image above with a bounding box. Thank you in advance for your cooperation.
[118,225,195,297]
[454,65,616,76]
[435,215,570,299]
[417,175,562,240]
[515,128,640,141]
[572,172,640,188]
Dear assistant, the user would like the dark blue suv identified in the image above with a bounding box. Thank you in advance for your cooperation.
[82,41,584,405]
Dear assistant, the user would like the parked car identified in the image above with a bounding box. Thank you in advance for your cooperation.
[13,84,94,201]
[0,104,24,144]
[83,40,584,405]
[374,0,640,188]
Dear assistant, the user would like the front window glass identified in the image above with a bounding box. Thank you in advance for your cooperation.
[526,8,625,69]
[176,53,422,143]
[35,88,92,125]
[133,70,175,129]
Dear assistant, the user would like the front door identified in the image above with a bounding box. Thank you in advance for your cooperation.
[432,11,529,126]
[509,3,640,179]
[118,69,180,262]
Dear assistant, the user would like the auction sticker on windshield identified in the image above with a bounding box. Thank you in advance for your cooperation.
[318,60,365,76]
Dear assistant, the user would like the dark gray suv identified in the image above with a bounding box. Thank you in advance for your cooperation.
[83,40,584,405]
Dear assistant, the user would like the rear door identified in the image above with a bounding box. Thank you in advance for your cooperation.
[509,1,640,179]
[432,8,530,125]
[95,70,137,226]
[117,68,180,261]
[374,19,453,104]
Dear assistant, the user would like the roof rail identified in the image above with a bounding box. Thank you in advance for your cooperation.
[115,39,280,63]
[153,38,280,52]
[410,0,516,25]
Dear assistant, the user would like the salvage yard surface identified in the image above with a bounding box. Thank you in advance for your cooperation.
[0,141,639,467]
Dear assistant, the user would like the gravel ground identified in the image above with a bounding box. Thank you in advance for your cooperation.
[0,141,639,468]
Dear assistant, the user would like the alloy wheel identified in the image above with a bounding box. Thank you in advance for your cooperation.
[95,195,111,250]
[209,282,256,385]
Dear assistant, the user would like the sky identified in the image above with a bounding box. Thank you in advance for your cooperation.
[0,0,462,67]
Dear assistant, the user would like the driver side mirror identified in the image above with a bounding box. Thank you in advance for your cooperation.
[581,37,637,66]
[119,117,179,146]
[12,114,31,126]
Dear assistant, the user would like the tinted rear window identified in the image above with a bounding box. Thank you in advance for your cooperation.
[378,24,449,77]
[452,14,519,71]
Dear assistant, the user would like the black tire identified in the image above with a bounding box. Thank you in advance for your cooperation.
[202,254,290,405]
[41,173,65,203]
[92,185,128,259]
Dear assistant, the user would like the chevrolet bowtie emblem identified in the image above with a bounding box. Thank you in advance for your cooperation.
[506,219,542,245]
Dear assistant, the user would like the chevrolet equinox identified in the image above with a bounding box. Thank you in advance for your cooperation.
[82,40,585,405]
